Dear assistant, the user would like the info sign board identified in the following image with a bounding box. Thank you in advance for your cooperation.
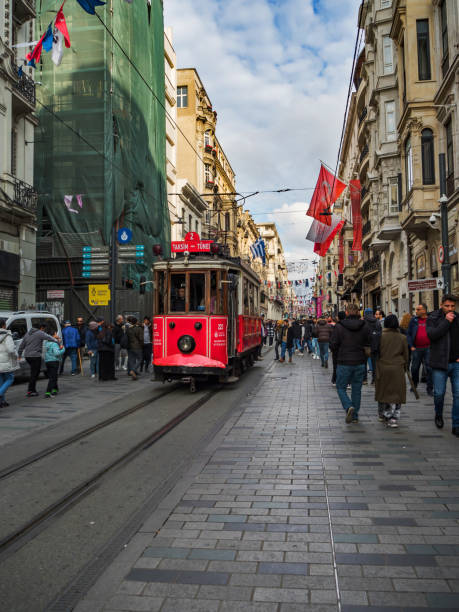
[407,278,444,292]
[89,284,111,306]
[171,232,213,254]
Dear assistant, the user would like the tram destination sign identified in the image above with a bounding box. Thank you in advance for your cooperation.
[407,278,444,292]
[171,232,213,253]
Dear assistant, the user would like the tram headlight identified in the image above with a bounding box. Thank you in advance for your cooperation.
[178,334,196,354]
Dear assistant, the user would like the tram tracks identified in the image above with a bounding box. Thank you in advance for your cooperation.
[0,385,220,560]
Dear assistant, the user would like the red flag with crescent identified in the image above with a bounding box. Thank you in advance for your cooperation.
[306,164,346,226]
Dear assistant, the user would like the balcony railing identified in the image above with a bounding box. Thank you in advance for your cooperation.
[358,106,367,126]
[363,255,379,274]
[362,220,371,237]
[13,177,38,212]
[359,144,369,164]
[13,71,36,107]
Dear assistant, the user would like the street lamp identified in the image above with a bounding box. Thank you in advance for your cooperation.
[439,153,451,294]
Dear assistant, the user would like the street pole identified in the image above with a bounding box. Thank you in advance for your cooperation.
[439,153,451,294]
[110,224,117,323]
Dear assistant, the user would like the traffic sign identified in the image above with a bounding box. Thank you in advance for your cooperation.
[407,278,444,292]
[89,284,111,305]
[117,227,132,244]
[438,245,445,264]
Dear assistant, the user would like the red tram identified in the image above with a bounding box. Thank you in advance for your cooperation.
[152,248,262,391]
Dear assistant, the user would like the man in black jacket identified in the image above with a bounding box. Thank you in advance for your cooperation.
[330,303,370,424]
[363,308,382,384]
[426,294,459,435]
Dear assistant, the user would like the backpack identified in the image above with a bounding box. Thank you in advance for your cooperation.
[120,325,129,349]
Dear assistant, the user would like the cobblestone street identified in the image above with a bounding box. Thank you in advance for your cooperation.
[74,352,459,612]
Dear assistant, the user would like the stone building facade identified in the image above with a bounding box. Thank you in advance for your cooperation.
[0,0,38,309]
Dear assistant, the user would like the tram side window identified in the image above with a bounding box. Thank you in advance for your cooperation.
[171,274,186,311]
[156,271,166,314]
[249,282,255,315]
[189,273,206,312]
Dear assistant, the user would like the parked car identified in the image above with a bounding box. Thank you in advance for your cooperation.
[0,311,62,377]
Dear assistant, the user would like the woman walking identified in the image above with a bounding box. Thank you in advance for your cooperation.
[375,314,409,428]
[0,318,19,407]
[44,330,65,397]
[97,322,117,381]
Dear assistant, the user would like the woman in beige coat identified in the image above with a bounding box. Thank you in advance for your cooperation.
[375,314,409,428]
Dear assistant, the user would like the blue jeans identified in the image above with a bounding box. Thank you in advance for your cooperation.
[89,351,98,375]
[411,347,432,392]
[336,364,366,415]
[306,339,313,353]
[294,338,301,351]
[432,362,459,427]
[61,347,78,374]
[318,342,329,366]
[281,341,293,360]
[0,372,14,400]
[312,338,319,356]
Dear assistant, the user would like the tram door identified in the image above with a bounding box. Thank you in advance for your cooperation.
[227,272,239,357]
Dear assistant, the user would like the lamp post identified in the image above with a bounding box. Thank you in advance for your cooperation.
[439,153,451,294]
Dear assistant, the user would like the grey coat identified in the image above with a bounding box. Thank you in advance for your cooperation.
[18,328,58,359]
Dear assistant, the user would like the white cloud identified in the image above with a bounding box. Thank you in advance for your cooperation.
[164,0,360,259]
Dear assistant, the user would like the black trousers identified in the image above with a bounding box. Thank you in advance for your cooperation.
[26,357,42,393]
[268,337,274,346]
[142,343,152,370]
[46,361,59,393]
[99,350,115,381]
[275,341,280,360]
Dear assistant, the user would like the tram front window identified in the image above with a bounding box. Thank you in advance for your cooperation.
[190,273,206,312]
[171,274,186,311]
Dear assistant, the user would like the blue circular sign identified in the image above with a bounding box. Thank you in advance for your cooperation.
[117,227,132,244]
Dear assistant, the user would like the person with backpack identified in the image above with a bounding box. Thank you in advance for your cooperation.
[0,318,19,407]
[44,330,65,398]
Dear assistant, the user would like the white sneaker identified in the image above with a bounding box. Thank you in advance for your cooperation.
[388,418,398,428]
[91,374,96,379]
[122,366,127,371]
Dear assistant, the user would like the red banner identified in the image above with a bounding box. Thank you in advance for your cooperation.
[307,164,347,226]
[350,179,362,251]
[338,231,344,273]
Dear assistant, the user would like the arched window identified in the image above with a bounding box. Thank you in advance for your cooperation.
[405,136,413,193]
[421,128,435,185]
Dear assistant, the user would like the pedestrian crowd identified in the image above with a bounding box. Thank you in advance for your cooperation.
[0,314,154,406]
[269,293,459,435]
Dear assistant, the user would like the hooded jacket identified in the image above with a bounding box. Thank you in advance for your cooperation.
[44,341,65,363]
[0,329,19,373]
[18,328,58,359]
[363,313,382,354]
[330,316,370,365]
[62,325,80,349]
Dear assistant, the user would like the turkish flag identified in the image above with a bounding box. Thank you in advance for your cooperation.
[350,179,362,251]
[307,164,346,226]
[314,219,345,257]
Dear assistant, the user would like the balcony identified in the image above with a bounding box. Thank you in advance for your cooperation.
[377,216,402,241]
[363,255,379,277]
[13,0,36,24]
[13,177,38,213]
[12,70,36,113]
[399,188,440,238]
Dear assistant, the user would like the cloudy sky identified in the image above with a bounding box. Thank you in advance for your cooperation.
[164,0,362,276]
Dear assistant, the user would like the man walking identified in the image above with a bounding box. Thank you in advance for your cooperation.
[426,294,459,435]
[112,314,125,370]
[279,319,294,363]
[407,303,433,396]
[363,307,382,384]
[126,316,143,380]
[330,303,370,424]
[314,316,333,368]
[60,321,80,375]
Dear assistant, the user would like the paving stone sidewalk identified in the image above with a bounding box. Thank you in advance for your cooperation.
[76,352,459,612]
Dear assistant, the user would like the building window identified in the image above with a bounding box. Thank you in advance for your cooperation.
[385,100,396,141]
[388,177,399,214]
[177,85,188,108]
[204,130,212,148]
[446,119,454,196]
[440,0,449,74]
[405,136,413,194]
[416,20,431,81]
[382,36,393,74]
[225,212,230,232]
[195,220,199,234]
[188,214,192,233]
[205,163,213,185]
[421,128,435,185]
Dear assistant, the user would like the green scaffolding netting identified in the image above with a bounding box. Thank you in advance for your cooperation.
[35,0,170,284]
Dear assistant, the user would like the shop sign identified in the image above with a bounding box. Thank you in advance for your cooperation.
[47,290,64,299]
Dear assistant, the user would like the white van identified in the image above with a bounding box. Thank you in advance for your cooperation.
[0,311,62,376]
